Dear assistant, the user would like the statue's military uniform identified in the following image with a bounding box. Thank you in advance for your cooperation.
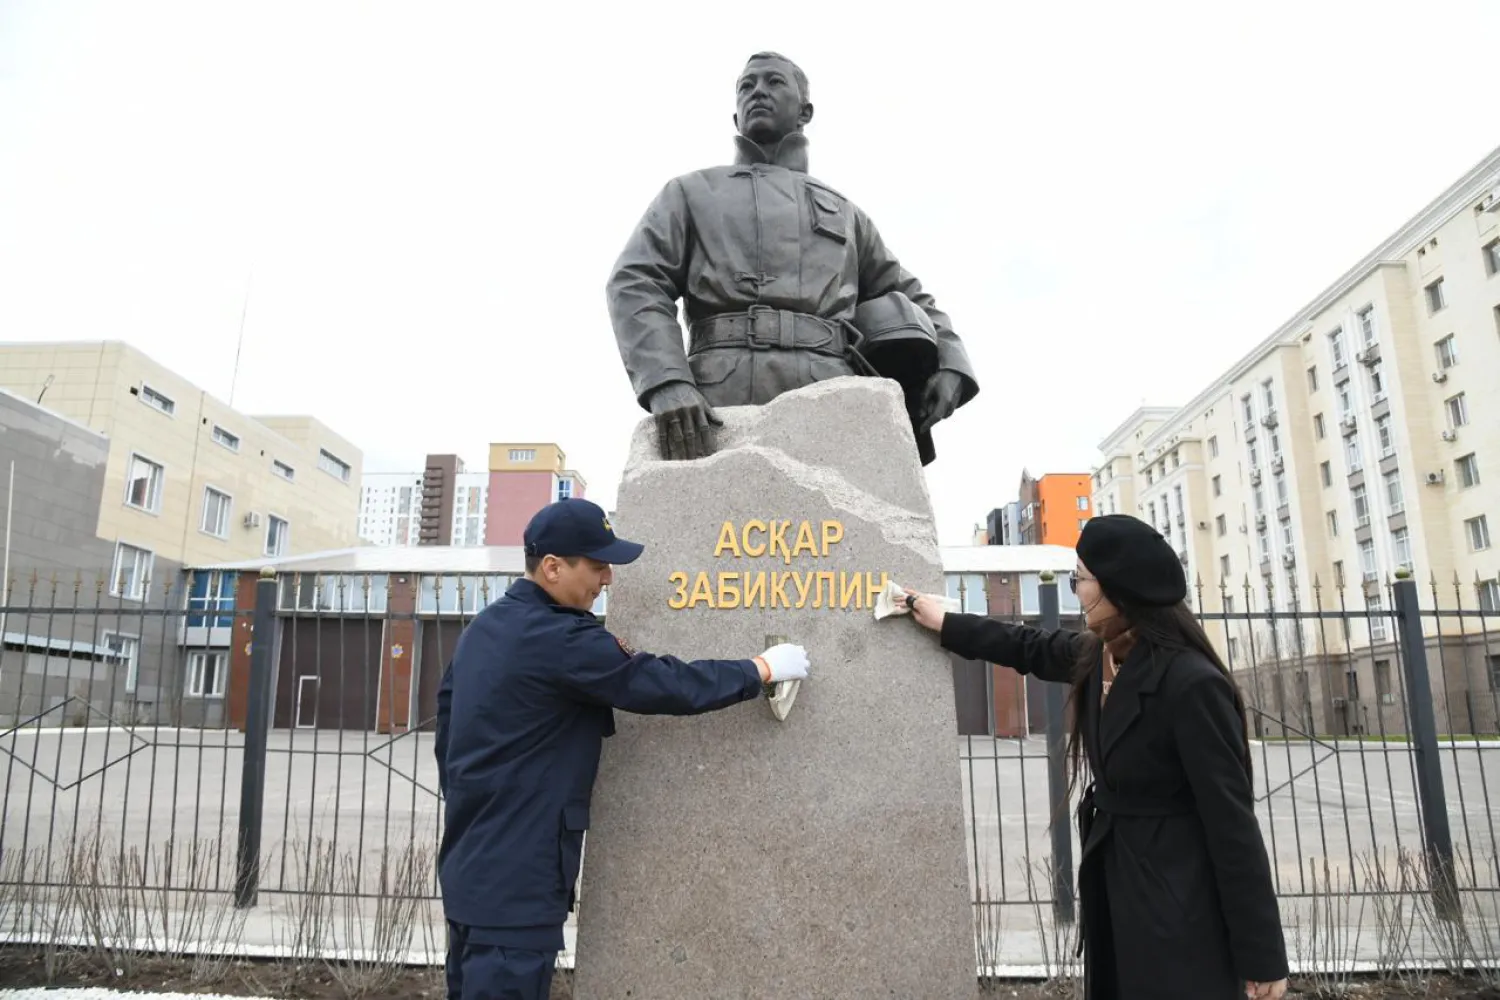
[607,133,978,463]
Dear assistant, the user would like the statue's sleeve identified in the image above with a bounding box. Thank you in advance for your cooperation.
[853,207,979,406]
[607,178,695,409]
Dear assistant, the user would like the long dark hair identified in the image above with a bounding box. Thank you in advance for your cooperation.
[1064,597,1252,799]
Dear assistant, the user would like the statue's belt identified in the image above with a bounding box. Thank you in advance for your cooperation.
[688,306,852,357]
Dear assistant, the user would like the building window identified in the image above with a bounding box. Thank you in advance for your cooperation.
[139,384,175,415]
[318,449,351,483]
[1076,496,1089,511]
[124,454,164,512]
[1208,436,1219,458]
[1352,485,1370,528]
[1314,413,1325,439]
[1435,335,1458,370]
[1384,470,1404,514]
[187,570,236,628]
[1457,453,1480,489]
[111,542,155,601]
[1368,595,1388,641]
[1242,394,1255,426]
[1220,555,1231,580]
[1478,579,1500,613]
[102,632,140,693]
[1392,527,1413,571]
[1337,384,1353,419]
[186,651,227,698]
[1346,434,1362,473]
[1375,660,1392,703]
[1358,306,1377,345]
[1212,475,1222,497]
[1484,238,1500,277]
[1326,511,1339,537]
[557,478,574,501]
[211,425,240,451]
[1375,414,1395,457]
[1426,278,1446,313]
[1274,472,1288,507]
[266,515,290,557]
[1307,366,1318,392]
[1329,328,1347,368]
[1261,379,1275,412]
[1216,514,1227,536]
[1334,560,1346,588]
[1466,515,1491,552]
[1446,393,1469,429]
[1368,362,1386,401]
[1359,539,1378,581]
[510,449,537,462]
[273,460,295,481]
[1321,461,1332,488]
[201,487,232,538]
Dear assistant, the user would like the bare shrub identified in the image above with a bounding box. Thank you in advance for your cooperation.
[1020,858,1081,998]
[324,840,435,997]
[1358,848,1419,990]
[1293,858,1364,998]
[1410,850,1499,988]
[972,857,1004,983]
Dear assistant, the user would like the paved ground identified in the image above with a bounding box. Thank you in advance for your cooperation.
[3,728,1498,969]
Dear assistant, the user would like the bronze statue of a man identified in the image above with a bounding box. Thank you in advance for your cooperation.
[606,52,979,465]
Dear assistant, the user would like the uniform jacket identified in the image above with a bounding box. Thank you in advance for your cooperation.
[434,579,763,936]
[940,615,1288,1000]
[606,133,979,460]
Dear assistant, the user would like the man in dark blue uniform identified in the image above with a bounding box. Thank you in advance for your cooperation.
[434,498,810,999]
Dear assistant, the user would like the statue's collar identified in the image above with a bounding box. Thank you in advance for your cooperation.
[733,132,809,173]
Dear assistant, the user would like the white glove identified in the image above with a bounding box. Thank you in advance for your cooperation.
[757,643,809,682]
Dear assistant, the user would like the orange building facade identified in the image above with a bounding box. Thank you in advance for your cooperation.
[1016,471,1094,549]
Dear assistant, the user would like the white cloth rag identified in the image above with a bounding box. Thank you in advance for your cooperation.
[873,579,960,620]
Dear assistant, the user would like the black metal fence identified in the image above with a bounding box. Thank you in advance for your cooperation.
[1,567,1497,964]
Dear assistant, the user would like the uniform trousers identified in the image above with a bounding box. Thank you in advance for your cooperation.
[445,921,557,1000]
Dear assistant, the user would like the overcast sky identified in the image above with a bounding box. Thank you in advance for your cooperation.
[2,0,1495,546]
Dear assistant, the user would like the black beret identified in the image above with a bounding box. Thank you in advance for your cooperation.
[1076,514,1186,608]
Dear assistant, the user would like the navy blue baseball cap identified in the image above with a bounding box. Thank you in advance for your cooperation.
[522,499,644,565]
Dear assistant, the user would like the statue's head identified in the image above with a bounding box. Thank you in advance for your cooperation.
[734,52,813,146]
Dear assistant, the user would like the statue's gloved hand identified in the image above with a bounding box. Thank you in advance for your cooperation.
[646,381,722,461]
[914,370,964,435]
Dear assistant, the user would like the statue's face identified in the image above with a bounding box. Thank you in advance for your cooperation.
[735,57,808,144]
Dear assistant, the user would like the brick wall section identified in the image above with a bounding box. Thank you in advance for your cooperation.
[376,576,418,733]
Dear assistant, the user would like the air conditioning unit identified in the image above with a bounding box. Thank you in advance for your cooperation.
[1341,417,1358,436]
[1250,469,1262,486]
[242,511,262,529]
[1357,347,1378,366]
[1425,470,1445,486]
[1261,411,1279,429]
[1481,187,1500,213]
[1432,371,1448,384]
[1441,429,1458,442]
[1255,514,1267,530]
[1332,696,1347,708]
[1380,693,1396,705]
[1271,456,1284,473]
[1282,552,1296,567]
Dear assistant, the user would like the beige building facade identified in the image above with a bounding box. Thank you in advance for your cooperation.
[0,341,364,592]
[1091,146,1500,737]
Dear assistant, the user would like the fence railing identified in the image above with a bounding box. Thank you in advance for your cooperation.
[2,567,1498,966]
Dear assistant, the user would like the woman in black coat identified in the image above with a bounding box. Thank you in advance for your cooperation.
[907,514,1289,999]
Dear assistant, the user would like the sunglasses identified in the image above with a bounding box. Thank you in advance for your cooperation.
[1069,574,1096,594]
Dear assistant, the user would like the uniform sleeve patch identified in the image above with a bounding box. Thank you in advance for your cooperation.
[615,635,637,657]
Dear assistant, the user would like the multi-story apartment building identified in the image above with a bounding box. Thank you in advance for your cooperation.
[486,443,587,546]
[1015,471,1094,547]
[1091,145,1500,737]
[358,455,489,548]
[0,341,364,729]
[1092,407,1176,519]
[0,342,363,582]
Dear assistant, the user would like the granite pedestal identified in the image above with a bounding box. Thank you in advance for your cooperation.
[571,377,977,999]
